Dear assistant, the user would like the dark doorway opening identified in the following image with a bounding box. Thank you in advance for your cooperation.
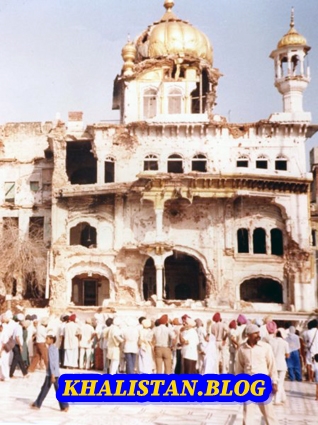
[66,141,97,185]
[240,278,283,303]
[142,258,156,301]
[71,274,110,306]
[164,252,206,300]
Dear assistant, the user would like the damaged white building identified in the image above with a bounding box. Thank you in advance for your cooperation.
[1,1,317,313]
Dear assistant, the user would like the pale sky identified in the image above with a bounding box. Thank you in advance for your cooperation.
[0,0,317,157]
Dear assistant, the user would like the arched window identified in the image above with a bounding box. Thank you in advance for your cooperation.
[291,54,301,76]
[167,154,183,173]
[271,228,283,255]
[275,155,287,171]
[105,157,115,183]
[237,155,249,168]
[280,55,288,77]
[240,278,283,303]
[253,228,266,254]
[144,154,159,171]
[256,155,268,170]
[143,88,157,119]
[237,228,249,253]
[168,88,182,114]
[192,154,207,172]
[70,222,97,248]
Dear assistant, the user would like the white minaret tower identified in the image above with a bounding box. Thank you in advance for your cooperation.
[269,9,311,122]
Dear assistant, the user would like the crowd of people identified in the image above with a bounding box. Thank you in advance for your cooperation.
[1,310,318,382]
[0,309,318,420]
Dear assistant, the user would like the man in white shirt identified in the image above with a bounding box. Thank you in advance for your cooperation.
[235,323,279,425]
[28,317,48,372]
[122,317,139,374]
[79,318,95,370]
[303,319,318,382]
[0,312,14,381]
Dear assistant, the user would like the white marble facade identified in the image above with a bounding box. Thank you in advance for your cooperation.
[0,2,317,312]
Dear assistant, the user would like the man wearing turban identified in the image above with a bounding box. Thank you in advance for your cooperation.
[210,312,229,373]
[152,315,175,373]
[235,324,279,425]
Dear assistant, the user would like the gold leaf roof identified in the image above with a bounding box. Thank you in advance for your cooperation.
[136,1,213,65]
[277,9,307,48]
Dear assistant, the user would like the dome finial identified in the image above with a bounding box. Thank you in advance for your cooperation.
[164,0,174,13]
[290,7,295,28]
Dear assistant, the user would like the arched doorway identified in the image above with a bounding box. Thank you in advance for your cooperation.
[142,258,156,300]
[164,252,206,300]
[71,273,110,306]
[240,278,283,303]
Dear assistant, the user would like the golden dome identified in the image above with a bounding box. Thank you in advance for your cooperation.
[277,9,307,48]
[136,0,213,65]
[121,38,137,76]
[122,40,137,61]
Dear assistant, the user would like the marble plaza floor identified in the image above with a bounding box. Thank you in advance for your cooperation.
[1,370,318,425]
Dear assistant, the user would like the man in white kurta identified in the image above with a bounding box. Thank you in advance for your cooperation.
[0,316,11,381]
[79,319,95,370]
[106,318,124,374]
[63,315,80,368]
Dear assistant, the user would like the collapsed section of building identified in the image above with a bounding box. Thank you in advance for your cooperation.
[0,1,317,315]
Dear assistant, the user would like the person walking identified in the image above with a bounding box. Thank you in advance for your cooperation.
[21,320,31,369]
[235,323,279,425]
[0,313,13,381]
[9,314,29,378]
[31,334,69,412]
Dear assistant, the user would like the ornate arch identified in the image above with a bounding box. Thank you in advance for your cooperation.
[66,261,116,303]
[170,245,216,294]
[239,274,285,304]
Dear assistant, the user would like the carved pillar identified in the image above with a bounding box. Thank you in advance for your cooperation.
[155,264,164,302]
[266,229,271,254]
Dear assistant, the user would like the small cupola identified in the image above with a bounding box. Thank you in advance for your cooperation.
[269,8,311,123]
